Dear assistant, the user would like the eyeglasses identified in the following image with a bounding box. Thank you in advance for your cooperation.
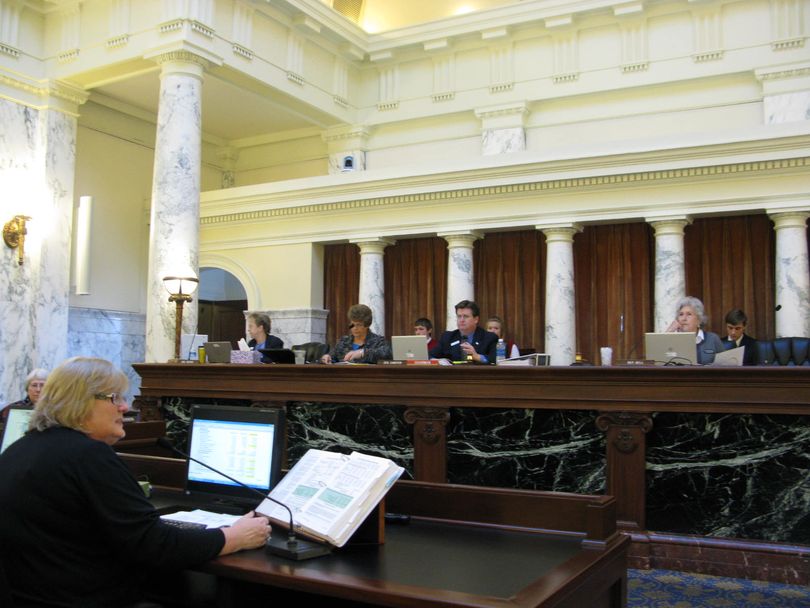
[94,393,127,406]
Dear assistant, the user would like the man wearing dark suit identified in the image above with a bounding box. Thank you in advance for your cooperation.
[429,300,498,364]
[721,309,758,366]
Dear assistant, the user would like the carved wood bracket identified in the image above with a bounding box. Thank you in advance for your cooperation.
[404,407,450,445]
[595,412,653,454]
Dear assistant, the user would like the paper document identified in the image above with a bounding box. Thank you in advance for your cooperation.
[161,510,241,529]
[258,449,403,547]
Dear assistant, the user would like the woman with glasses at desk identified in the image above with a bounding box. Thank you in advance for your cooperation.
[321,304,392,364]
[0,357,271,608]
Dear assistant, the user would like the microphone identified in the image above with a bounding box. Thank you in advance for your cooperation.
[156,437,331,560]
[775,305,782,312]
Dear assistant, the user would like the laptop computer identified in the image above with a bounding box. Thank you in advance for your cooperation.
[203,341,233,363]
[391,336,430,361]
[644,332,697,366]
[0,407,35,453]
[258,348,296,364]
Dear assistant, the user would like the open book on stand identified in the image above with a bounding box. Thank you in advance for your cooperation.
[257,449,404,548]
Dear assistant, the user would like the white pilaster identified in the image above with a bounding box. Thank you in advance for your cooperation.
[540,224,581,366]
[145,52,207,362]
[440,231,481,330]
[351,238,394,335]
[648,217,692,332]
[770,211,810,337]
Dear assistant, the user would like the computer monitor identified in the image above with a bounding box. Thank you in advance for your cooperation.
[0,407,34,453]
[644,332,697,365]
[184,404,285,507]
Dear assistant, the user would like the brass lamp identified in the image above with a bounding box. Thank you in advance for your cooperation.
[162,275,199,363]
[3,215,31,266]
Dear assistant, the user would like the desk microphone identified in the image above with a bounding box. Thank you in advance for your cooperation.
[156,437,331,560]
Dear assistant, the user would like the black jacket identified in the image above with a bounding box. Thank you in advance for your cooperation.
[429,327,499,363]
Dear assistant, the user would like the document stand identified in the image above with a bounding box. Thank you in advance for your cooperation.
[266,499,386,561]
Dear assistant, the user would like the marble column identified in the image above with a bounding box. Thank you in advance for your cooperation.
[540,224,581,366]
[439,231,481,330]
[0,89,83,405]
[770,211,810,337]
[351,238,394,335]
[145,52,208,363]
[648,217,692,332]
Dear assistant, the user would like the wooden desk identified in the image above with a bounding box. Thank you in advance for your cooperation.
[132,364,810,583]
[129,454,628,608]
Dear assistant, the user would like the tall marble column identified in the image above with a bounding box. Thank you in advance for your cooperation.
[0,88,84,404]
[145,52,208,362]
[648,217,691,332]
[540,224,581,366]
[770,211,810,337]
[351,238,394,335]
[439,231,481,330]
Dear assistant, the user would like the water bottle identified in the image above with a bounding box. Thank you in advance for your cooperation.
[496,339,506,362]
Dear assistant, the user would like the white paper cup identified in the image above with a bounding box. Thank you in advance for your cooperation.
[600,347,613,366]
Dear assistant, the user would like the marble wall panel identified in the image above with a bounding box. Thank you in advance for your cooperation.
[67,307,146,401]
[646,413,810,545]
[446,408,605,492]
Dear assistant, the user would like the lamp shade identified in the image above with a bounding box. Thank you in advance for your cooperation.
[162,275,199,296]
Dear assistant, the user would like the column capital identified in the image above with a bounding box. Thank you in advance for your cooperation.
[145,48,217,78]
[646,216,692,236]
[439,230,483,248]
[537,223,582,243]
[768,210,810,231]
[350,237,396,254]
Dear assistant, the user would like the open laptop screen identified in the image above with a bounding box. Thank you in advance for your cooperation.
[644,332,697,365]
[185,404,285,505]
[1,407,34,453]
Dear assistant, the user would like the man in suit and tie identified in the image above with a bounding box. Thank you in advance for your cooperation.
[429,300,498,364]
[721,309,759,366]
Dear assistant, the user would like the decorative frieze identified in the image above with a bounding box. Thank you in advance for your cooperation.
[199,157,810,226]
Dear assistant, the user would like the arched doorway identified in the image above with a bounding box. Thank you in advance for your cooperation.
[198,267,248,346]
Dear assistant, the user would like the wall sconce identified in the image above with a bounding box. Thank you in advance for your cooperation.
[162,274,199,363]
[3,215,31,266]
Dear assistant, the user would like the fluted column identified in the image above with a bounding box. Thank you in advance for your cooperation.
[648,217,692,332]
[439,231,482,330]
[145,52,208,362]
[770,211,810,337]
[540,224,581,366]
[352,238,394,335]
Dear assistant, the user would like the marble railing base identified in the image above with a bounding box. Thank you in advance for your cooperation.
[627,531,810,585]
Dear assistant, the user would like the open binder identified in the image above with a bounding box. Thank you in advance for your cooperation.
[257,449,404,548]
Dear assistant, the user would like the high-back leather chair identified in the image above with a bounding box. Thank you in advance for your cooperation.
[756,337,810,366]
[292,342,330,363]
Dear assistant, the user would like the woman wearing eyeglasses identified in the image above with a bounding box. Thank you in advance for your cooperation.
[0,357,271,608]
[320,304,392,364]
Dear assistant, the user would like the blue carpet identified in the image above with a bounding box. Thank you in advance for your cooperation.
[628,569,810,607]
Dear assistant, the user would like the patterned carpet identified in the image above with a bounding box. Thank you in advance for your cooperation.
[628,569,810,607]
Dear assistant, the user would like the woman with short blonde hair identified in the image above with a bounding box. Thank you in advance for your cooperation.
[0,356,271,607]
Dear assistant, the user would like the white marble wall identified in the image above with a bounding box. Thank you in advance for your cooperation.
[244,308,328,349]
[770,212,810,338]
[353,239,392,335]
[145,54,205,362]
[764,92,810,125]
[441,232,480,330]
[481,127,525,155]
[68,308,145,401]
[541,225,580,366]
[0,98,75,405]
[650,218,691,332]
